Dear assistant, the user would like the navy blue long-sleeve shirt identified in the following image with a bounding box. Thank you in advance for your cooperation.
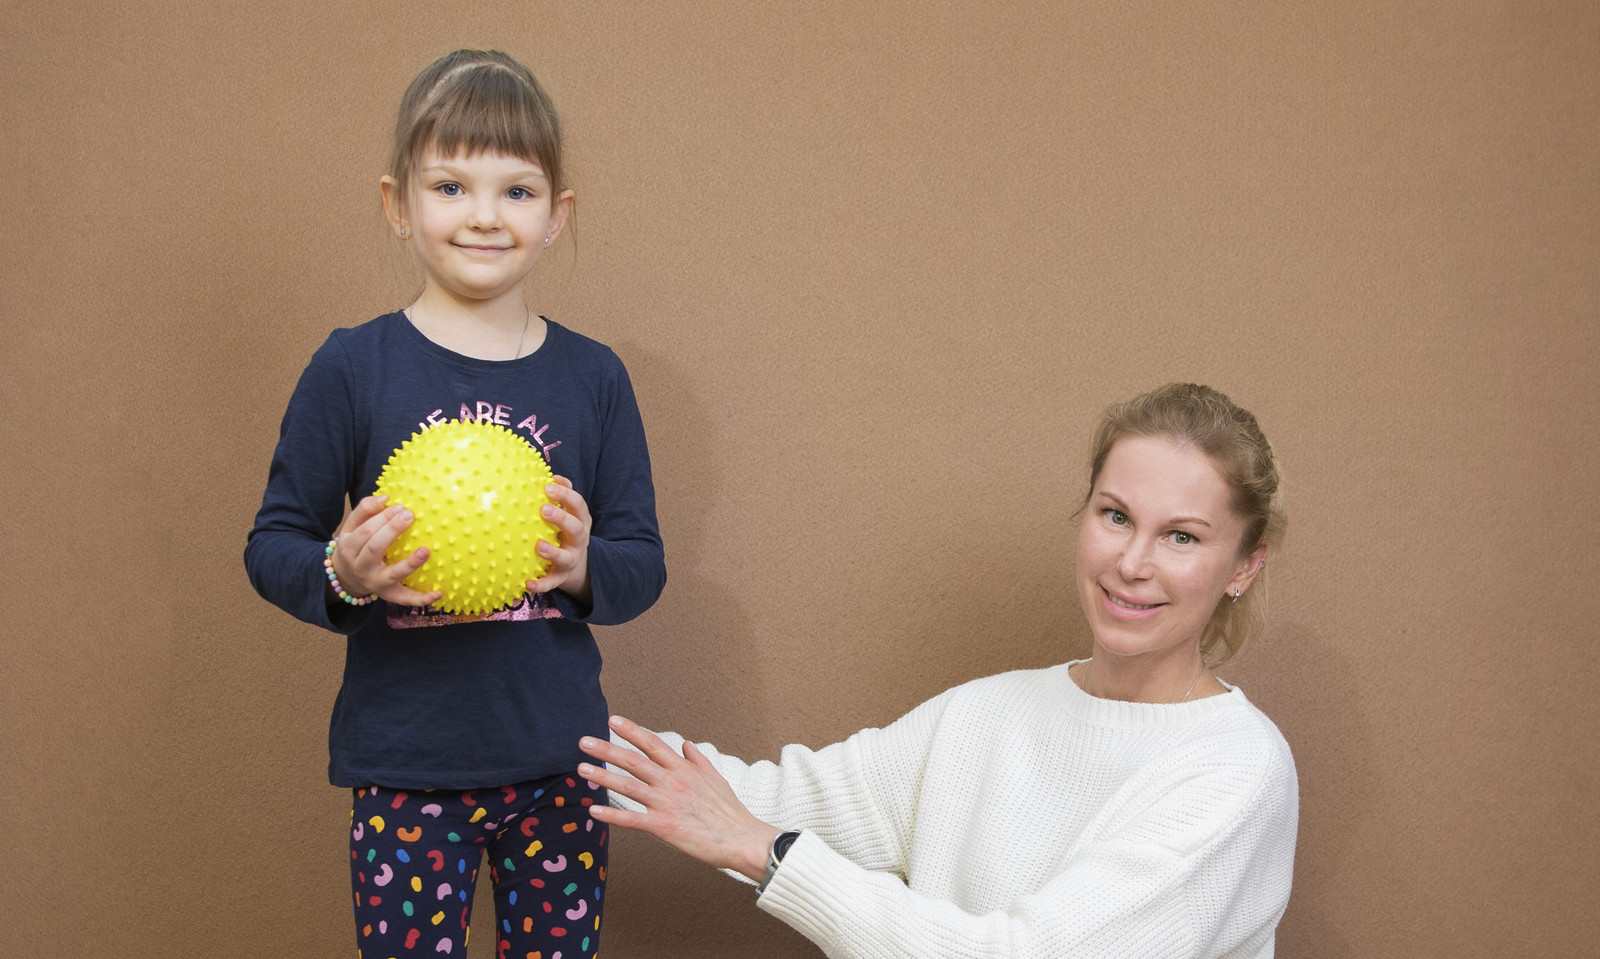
[245,312,665,788]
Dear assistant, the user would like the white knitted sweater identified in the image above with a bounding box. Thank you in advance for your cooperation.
[628,662,1297,958]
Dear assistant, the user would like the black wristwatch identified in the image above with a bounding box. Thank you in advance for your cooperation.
[758,829,802,893]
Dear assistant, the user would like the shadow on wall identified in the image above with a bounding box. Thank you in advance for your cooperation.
[1228,618,1371,958]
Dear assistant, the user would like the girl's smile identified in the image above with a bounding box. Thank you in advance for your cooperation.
[383,146,572,308]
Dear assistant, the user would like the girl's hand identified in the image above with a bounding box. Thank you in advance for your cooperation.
[526,476,592,603]
[328,495,444,608]
[579,716,781,883]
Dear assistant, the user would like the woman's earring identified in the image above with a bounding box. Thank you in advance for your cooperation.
[400,227,409,238]
[1231,587,1241,603]
[544,236,551,245]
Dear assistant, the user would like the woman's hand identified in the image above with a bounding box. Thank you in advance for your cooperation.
[579,716,781,883]
[526,476,592,604]
[328,495,443,607]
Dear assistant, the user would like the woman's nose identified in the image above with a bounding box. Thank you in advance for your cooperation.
[1117,537,1154,580]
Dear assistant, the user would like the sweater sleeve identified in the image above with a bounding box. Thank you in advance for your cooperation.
[243,335,373,635]
[678,690,955,880]
[548,356,665,626]
[756,738,1298,959]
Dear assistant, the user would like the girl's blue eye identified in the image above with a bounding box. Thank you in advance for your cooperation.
[1106,509,1128,526]
[507,186,530,200]
[438,183,462,196]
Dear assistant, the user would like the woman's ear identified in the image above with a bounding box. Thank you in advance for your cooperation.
[544,188,575,242]
[1230,543,1269,598]
[380,175,409,239]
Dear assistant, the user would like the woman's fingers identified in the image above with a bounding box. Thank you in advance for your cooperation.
[606,716,688,771]
[577,725,779,879]
[577,728,669,787]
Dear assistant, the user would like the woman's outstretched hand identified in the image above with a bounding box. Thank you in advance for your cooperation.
[579,716,781,883]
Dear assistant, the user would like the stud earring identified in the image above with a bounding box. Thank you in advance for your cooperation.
[400,227,408,238]
[1231,587,1241,603]
[543,236,550,245]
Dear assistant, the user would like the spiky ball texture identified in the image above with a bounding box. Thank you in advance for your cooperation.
[375,420,559,615]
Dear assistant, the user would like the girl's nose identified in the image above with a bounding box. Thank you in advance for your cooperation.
[466,195,502,229]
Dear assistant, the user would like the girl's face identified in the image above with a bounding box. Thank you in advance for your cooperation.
[1075,435,1265,667]
[386,146,572,304]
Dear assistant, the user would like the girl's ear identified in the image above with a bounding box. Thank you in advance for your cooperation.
[380,175,409,238]
[544,188,575,242]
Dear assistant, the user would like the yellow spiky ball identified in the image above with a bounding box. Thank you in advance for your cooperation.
[375,420,559,615]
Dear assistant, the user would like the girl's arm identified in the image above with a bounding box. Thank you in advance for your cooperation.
[543,357,665,625]
[244,335,439,625]
[245,336,370,632]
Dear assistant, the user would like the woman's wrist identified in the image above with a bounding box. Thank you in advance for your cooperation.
[736,824,786,884]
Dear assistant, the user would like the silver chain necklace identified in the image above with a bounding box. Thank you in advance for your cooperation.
[511,307,530,359]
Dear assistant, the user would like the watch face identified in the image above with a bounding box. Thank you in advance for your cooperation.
[774,830,801,861]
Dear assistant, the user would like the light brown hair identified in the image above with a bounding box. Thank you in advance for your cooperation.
[1085,383,1287,665]
[388,49,565,206]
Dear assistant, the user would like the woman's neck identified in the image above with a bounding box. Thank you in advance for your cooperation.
[405,286,546,361]
[1074,647,1224,704]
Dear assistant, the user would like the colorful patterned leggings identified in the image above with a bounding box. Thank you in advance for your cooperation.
[350,771,607,959]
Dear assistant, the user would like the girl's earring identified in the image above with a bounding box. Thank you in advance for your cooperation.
[544,236,551,245]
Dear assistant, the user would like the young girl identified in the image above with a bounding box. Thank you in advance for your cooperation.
[245,49,665,958]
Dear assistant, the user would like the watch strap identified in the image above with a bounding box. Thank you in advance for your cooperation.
[757,829,802,894]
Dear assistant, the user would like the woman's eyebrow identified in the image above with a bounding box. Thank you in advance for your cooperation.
[1095,490,1212,527]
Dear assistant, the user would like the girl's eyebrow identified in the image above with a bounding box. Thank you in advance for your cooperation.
[420,162,547,179]
[1094,490,1212,528]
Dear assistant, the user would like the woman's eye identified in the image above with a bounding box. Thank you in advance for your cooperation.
[437,182,462,197]
[507,186,530,200]
[1106,509,1128,526]
[1171,531,1194,545]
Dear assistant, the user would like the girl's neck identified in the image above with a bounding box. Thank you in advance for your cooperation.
[1074,646,1224,704]
[404,286,546,361]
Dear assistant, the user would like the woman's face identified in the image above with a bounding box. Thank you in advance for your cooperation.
[1076,435,1265,665]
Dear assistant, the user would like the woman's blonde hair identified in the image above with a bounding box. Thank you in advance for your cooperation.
[1085,383,1287,665]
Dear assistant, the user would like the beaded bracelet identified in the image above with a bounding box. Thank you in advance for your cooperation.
[324,537,374,606]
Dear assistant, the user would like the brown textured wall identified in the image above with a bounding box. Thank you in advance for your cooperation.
[3,1,1597,956]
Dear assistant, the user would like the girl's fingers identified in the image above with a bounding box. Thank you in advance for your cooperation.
[346,494,391,528]
[542,502,582,538]
[357,506,414,558]
[545,478,593,530]
[381,584,443,607]
[390,545,430,578]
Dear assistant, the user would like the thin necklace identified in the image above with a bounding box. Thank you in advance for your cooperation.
[511,307,530,359]
[1085,657,1207,703]
[402,306,530,360]
[1179,659,1205,703]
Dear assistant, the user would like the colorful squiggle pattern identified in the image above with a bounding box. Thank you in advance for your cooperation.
[351,771,606,958]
